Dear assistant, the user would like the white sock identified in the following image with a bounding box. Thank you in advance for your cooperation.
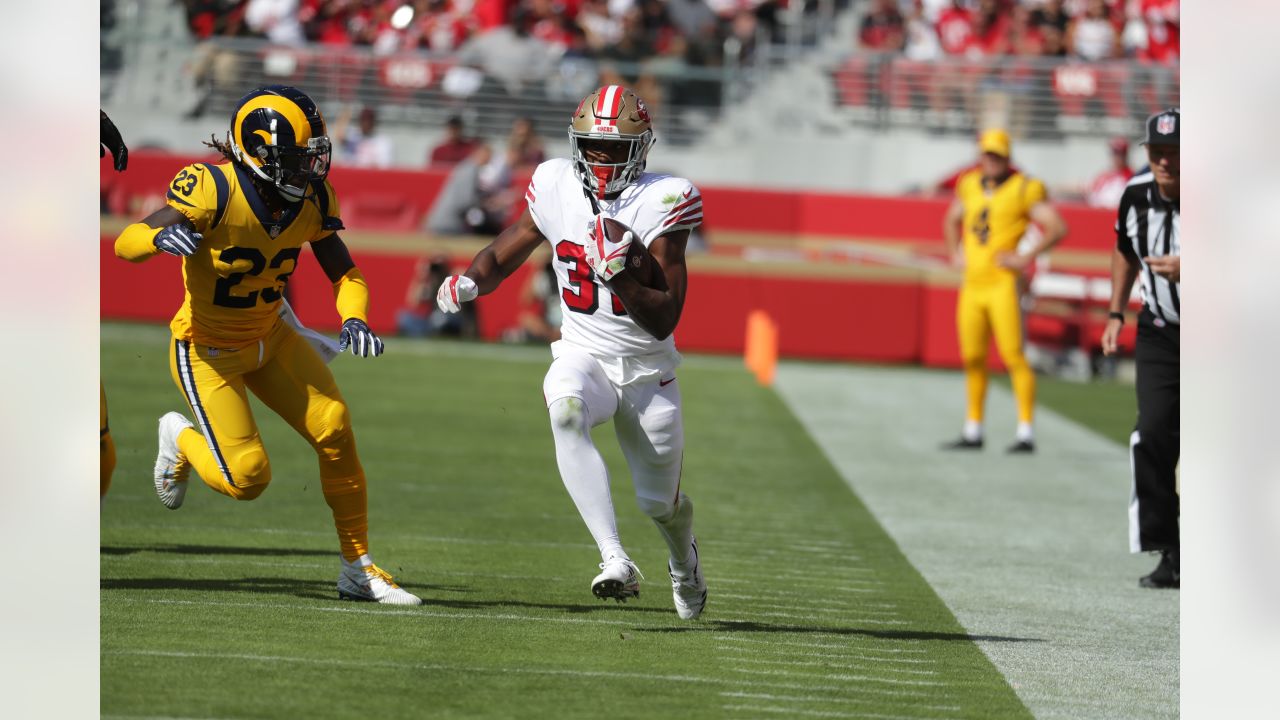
[1016,422,1034,442]
[652,493,696,568]
[548,399,626,561]
[963,420,983,442]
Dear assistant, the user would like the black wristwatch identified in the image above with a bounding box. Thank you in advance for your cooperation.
[1108,311,1125,325]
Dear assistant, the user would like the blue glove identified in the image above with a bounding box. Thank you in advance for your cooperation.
[338,318,384,358]
[153,224,201,257]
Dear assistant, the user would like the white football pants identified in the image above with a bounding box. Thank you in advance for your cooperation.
[543,347,685,560]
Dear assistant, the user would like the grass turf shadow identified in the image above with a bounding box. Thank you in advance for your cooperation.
[101,543,336,558]
[634,619,1043,643]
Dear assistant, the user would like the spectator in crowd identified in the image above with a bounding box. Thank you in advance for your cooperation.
[455,13,559,95]
[424,144,517,236]
[502,259,562,344]
[244,0,306,45]
[1087,137,1133,208]
[1067,0,1120,60]
[429,116,480,167]
[903,0,942,61]
[859,0,906,52]
[507,116,546,170]
[1131,0,1178,64]
[397,255,476,338]
[182,1,247,117]
[335,106,395,168]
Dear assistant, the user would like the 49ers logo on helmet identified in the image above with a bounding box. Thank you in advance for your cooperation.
[635,98,651,123]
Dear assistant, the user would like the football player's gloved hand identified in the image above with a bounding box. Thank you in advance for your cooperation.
[584,218,632,283]
[436,275,478,313]
[338,318,384,358]
[153,224,202,257]
[101,110,128,172]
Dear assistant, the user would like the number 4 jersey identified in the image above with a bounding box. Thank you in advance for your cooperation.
[163,162,344,348]
[526,158,703,371]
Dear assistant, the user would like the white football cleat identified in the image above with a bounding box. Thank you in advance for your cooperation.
[154,412,194,510]
[337,556,423,606]
[592,556,642,603]
[670,538,707,620]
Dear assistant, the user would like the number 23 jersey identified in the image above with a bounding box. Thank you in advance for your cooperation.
[163,161,344,348]
[525,158,703,360]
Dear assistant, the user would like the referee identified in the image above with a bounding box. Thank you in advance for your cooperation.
[1102,108,1180,589]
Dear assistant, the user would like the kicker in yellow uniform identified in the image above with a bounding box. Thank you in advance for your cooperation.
[943,129,1067,454]
[113,85,420,605]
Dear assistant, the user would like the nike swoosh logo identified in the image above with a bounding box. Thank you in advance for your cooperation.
[682,188,692,199]
[659,377,676,387]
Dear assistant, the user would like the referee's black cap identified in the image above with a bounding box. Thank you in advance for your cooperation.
[1142,107,1179,146]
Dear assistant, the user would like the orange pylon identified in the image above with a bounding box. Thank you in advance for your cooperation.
[744,310,779,387]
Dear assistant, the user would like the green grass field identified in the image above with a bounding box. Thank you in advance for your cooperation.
[101,323,1073,720]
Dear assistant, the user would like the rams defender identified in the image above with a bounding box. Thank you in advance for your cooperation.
[943,129,1067,453]
[436,86,707,619]
[113,85,419,605]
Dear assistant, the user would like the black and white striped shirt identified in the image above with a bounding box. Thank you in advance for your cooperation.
[1116,171,1180,324]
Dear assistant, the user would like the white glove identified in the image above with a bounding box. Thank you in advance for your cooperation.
[584,217,633,282]
[436,274,478,313]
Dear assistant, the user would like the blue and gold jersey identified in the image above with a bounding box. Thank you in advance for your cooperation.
[163,161,343,348]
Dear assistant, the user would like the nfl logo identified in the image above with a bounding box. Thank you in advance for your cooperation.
[1156,114,1176,135]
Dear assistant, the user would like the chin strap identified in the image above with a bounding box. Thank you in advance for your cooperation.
[582,185,601,215]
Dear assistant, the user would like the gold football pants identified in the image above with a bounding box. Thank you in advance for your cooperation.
[168,319,369,561]
[956,279,1035,425]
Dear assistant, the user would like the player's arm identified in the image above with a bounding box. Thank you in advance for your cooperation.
[313,233,384,358]
[605,230,689,341]
[998,201,1069,273]
[436,208,546,312]
[942,197,964,266]
[114,206,201,262]
[116,164,220,261]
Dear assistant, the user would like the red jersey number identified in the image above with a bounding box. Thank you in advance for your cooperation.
[555,240,626,316]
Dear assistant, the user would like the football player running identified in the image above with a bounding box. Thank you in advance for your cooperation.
[113,85,420,605]
[436,86,707,619]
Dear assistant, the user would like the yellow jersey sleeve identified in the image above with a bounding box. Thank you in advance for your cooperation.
[1022,176,1047,211]
[165,163,230,233]
[311,180,345,241]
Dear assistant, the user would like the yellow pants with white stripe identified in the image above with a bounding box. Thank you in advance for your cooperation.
[168,319,369,561]
[956,277,1035,425]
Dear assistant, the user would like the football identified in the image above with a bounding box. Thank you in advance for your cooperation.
[600,217,667,291]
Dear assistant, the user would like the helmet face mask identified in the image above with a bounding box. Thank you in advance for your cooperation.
[228,85,332,202]
[568,86,655,200]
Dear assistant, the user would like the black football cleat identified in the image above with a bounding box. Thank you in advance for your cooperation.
[1139,549,1180,589]
[1006,440,1036,454]
[942,437,984,450]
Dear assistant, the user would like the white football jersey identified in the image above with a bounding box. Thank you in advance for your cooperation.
[525,158,702,368]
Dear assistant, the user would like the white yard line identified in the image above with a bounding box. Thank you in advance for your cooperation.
[717,645,935,665]
[713,635,929,654]
[721,703,951,720]
[774,363,1179,720]
[728,666,945,687]
[720,691,960,712]
[725,656,938,676]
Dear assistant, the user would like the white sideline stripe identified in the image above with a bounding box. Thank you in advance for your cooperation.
[718,645,935,665]
[716,577,882,591]
[103,554,574,582]
[720,692,960,713]
[115,597,862,634]
[725,656,938,676]
[714,635,929,654]
[720,678,935,698]
[717,600,901,617]
[117,597,639,627]
[106,649,718,686]
[733,610,909,625]
[729,667,944,687]
[721,703,948,720]
[109,523,595,551]
[715,592,900,610]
